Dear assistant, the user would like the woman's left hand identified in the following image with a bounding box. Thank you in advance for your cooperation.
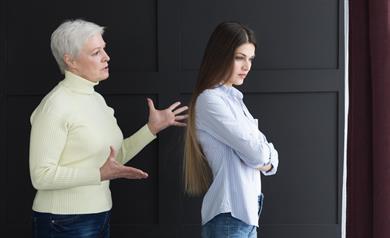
[146,98,188,135]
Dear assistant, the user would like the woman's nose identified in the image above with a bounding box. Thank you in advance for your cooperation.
[102,49,110,62]
[242,60,250,71]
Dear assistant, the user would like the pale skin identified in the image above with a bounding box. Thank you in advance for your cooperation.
[224,42,272,173]
[100,99,188,181]
[64,33,189,181]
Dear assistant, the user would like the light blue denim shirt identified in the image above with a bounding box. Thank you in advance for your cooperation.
[195,84,279,227]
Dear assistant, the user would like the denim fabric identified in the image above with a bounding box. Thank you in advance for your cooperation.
[32,210,110,238]
[202,194,264,238]
[258,194,264,216]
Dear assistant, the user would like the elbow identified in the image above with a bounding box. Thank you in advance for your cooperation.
[31,177,46,190]
[30,168,53,190]
[31,175,49,190]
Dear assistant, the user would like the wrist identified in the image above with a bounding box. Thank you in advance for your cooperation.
[147,123,158,135]
[99,167,105,181]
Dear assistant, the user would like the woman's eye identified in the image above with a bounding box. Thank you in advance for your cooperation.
[92,51,100,56]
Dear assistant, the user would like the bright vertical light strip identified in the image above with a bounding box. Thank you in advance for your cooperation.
[342,0,349,237]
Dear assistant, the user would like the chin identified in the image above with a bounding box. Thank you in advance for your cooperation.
[233,80,244,86]
[100,74,109,81]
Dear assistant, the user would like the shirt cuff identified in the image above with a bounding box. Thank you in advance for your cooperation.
[262,143,279,176]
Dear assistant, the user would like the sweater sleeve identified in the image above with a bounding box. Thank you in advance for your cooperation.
[29,111,101,190]
[116,124,157,164]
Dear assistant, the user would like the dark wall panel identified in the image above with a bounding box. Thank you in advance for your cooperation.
[104,95,159,225]
[246,92,338,224]
[6,0,157,94]
[5,96,41,226]
[180,0,338,71]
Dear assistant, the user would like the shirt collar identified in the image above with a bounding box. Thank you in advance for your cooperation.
[61,71,99,94]
[216,84,243,99]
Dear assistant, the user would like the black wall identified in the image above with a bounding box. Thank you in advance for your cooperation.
[0,0,345,237]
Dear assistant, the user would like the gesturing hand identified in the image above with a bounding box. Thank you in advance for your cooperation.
[146,98,188,135]
[100,146,149,181]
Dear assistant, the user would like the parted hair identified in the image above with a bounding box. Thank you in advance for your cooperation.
[183,22,257,196]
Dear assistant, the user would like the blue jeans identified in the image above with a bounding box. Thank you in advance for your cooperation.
[32,210,111,238]
[202,194,264,238]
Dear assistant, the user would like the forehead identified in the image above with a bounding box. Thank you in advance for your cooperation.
[235,43,255,55]
[82,33,105,51]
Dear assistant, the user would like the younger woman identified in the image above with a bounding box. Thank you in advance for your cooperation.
[184,22,279,238]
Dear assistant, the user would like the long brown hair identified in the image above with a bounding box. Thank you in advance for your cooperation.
[183,22,257,196]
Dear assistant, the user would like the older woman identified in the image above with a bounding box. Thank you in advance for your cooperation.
[29,19,187,238]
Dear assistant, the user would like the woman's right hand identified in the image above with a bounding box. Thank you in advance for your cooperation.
[257,164,272,172]
[100,146,149,181]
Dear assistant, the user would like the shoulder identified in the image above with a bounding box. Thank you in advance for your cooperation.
[195,88,230,117]
[197,87,225,105]
[196,87,231,109]
[31,83,75,122]
[93,92,109,106]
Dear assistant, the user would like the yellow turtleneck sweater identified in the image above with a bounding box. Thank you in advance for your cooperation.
[29,71,156,214]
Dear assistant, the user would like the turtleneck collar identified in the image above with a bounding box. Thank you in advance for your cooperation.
[61,71,99,94]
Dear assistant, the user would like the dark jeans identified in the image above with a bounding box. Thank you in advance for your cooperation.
[32,210,110,238]
[202,194,264,238]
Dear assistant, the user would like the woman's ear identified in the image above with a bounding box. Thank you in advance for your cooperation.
[64,54,76,70]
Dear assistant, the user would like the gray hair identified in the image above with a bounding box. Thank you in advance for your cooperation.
[50,19,105,74]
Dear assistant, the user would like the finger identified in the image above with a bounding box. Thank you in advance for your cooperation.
[175,115,188,121]
[127,172,148,179]
[168,101,181,111]
[172,122,187,127]
[132,171,148,179]
[123,166,149,179]
[147,98,156,111]
[173,106,188,115]
[139,171,149,178]
[109,146,116,159]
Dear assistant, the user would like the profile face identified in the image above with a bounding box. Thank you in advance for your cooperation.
[225,43,255,87]
[70,33,110,82]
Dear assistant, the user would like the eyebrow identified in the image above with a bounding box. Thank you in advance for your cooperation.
[91,43,106,51]
[237,52,255,58]
[89,47,104,54]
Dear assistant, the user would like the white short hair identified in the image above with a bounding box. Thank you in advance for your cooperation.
[50,19,105,74]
